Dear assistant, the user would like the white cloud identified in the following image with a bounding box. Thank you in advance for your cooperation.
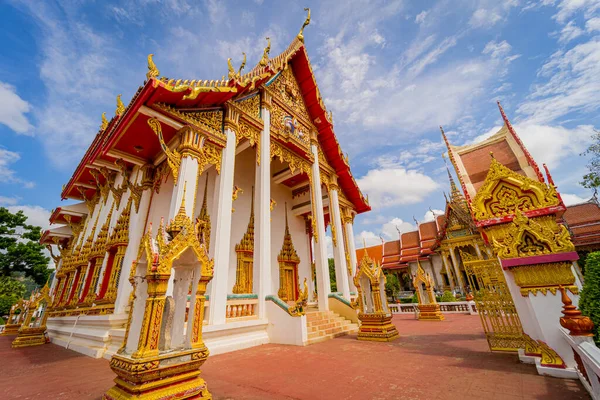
[551,0,600,24]
[382,218,414,239]
[470,8,502,28]
[518,38,600,125]
[357,168,439,208]
[557,20,584,44]
[515,123,595,170]
[325,234,334,258]
[561,192,591,205]
[7,205,52,231]
[0,148,35,188]
[0,196,19,206]
[423,209,444,222]
[0,82,33,135]
[415,10,428,25]
[586,17,600,32]
[355,230,382,248]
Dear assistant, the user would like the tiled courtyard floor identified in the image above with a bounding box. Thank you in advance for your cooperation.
[0,314,590,400]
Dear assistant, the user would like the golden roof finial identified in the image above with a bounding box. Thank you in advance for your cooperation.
[146,54,160,80]
[297,8,311,43]
[101,112,109,130]
[116,94,126,116]
[167,182,188,238]
[227,58,236,80]
[238,52,246,76]
[259,37,271,67]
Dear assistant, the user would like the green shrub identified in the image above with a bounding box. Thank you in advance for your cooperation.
[580,251,600,345]
[399,297,413,304]
[441,290,457,302]
[0,316,5,325]
[411,293,419,303]
[435,296,442,302]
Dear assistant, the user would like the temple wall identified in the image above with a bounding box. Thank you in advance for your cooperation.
[146,173,175,231]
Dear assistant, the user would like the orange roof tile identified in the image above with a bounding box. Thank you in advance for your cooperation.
[356,244,383,265]
[563,201,600,226]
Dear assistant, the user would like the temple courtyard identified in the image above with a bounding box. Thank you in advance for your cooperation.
[0,314,589,400]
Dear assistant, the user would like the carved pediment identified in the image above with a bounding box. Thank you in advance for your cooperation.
[471,158,560,222]
[492,212,575,259]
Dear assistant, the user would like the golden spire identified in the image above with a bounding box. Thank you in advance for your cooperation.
[297,8,311,42]
[146,53,160,80]
[199,174,209,219]
[278,203,300,263]
[235,186,255,254]
[101,112,109,130]
[196,174,211,250]
[259,37,271,67]
[167,182,188,238]
[116,94,126,116]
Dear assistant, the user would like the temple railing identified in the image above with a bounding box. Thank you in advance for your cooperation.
[389,301,477,315]
[561,328,600,399]
[226,294,258,322]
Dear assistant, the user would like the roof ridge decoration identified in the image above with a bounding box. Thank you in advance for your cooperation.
[297,8,311,43]
[146,54,160,80]
[471,156,561,223]
[497,101,544,183]
[116,95,126,116]
[278,203,300,264]
[441,126,474,208]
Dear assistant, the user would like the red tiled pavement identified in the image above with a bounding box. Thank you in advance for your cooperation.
[0,314,590,400]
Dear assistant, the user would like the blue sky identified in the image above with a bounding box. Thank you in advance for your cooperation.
[1,0,599,249]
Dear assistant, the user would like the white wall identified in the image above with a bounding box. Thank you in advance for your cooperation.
[146,173,174,233]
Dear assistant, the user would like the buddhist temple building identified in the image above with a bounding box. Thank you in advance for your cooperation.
[40,25,369,359]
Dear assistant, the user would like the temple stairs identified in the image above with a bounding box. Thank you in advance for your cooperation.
[305,309,359,345]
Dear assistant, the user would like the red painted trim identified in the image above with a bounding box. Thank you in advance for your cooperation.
[475,205,567,227]
[66,269,82,305]
[78,260,96,303]
[96,250,116,300]
[500,251,579,269]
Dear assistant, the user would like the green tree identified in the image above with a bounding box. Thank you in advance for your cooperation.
[384,273,401,301]
[0,207,51,285]
[0,276,26,316]
[579,252,600,345]
[581,129,600,189]
[441,290,457,302]
[328,258,337,292]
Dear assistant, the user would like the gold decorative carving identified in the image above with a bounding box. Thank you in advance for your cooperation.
[233,187,254,294]
[153,103,224,141]
[231,185,243,213]
[196,174,211,251]
[297,8,311,42]
[147,117,182,181]
[259,37,270,67]
[491,212,575,259]
[116,94,126,116]
[146,54,160,80]
[471,158,560,221]
[237,120,261,165]
[101,112,109,131]
[511,262,577,296]
[237,94,261,121]
[277,206,300,302]
[539,340,566,368]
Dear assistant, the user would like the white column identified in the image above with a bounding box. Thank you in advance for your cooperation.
[169,157,199,220]
[254,92,272,319]
[441,252,455,290]
[114,166,153,314]
[474,242,483,259]
[345,219,358,293]
[448,247,464,292]
[329,187,350,300]
[208,109,238,325]
[310,141,331,311]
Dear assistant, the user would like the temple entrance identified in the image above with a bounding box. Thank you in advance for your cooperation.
[461,254,524,352]
[278,263,299,302]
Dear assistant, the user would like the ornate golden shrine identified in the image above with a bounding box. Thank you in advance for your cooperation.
[354,250,399,341]
[277,207,300,302]
[413,260,444,321]
[1,299,29,336]
[104,198,214,400]
[12,284,51,348]
[233,187,254,294]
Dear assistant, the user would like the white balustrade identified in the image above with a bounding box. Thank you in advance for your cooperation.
[561,328,600,399]
[225,298,259,321]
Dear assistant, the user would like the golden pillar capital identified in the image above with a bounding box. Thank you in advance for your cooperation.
[224,105,240,133]
[261,89,272,111]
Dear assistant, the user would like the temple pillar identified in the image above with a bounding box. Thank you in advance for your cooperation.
[441,252,456,290]
[113,166,153,315]
[448,247,465,291]
[310,135,331,311]
[329,185,350,300]
[208,107,238,325]
[474,242,483,259]
[344,215,358,293]
[254,91,272,319]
